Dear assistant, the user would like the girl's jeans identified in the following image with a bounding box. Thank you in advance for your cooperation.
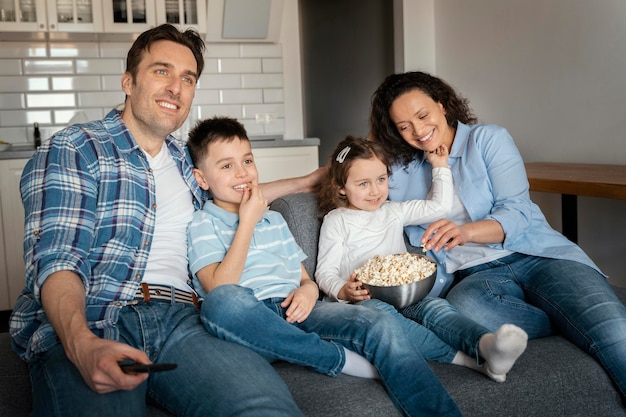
[446,253,626,400]
[202,284,463,417]
[29,301,303,417]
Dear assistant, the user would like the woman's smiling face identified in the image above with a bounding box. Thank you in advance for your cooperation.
[389,88,455,153]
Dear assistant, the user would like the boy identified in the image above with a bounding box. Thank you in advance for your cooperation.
[186,116,464,417]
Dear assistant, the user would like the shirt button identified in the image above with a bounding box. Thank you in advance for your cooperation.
[114,302,122,306]
[136,274,141,279]
[152,204,157,209]
[33,230,40,236]
[144,241,150,246]
[148,168,153,173]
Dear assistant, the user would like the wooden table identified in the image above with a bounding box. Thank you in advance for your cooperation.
[524,162,626,243]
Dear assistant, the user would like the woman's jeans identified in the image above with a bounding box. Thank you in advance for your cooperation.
[202,285,463,417]
[29,301,303,417]
[446,253,626,400]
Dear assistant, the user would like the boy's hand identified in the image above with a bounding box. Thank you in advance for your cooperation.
[338,273,371,303]
[282,281,317,323]
[425,144,449,168]
[238,182,268,226]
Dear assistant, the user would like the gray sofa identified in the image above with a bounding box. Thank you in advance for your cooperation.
[1,192,625,417]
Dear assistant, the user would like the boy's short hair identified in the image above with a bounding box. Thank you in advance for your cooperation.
[187,116,249,167]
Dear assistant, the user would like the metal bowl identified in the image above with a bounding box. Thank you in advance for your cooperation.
[361,255,437,309]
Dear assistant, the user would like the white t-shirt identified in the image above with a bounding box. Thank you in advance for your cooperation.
[143,143,195,292]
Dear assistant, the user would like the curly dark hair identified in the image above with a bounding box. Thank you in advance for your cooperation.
[126,23,206,80]
[369,71,477,167]
[316,135,391,216]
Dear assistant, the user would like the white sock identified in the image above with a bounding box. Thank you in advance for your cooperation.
[341,347,379,379]
[479,324,528,381]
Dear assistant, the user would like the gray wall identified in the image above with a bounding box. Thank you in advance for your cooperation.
[427,0,626,287]
[299,0,394,164]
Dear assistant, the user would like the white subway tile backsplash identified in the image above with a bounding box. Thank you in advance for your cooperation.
[262,58,282,73]
[27,93,76,108]
[0,93,25,109]
[54,109,104,125]
[0,38,285,143]
[242,74,282,89]
[218,58,262,74]
[192,90,220,105]
[24,60,74,74]
[198,104,243,119]
[50,43,100,58]
[101,75,123,91]
[204,43,240,58]
[0,59,22,75]
[263,88,283,103]
[240,44,282,58]
[76,59,125,74]
[0,42,47,58]
[243,104,284,119]
[220,89,263,104]
[99,42,133,58]
[0,76,49,92]
[197,74,241,90]
[77,91,124,107]
[52,76,101,91]
[0,110,52,127]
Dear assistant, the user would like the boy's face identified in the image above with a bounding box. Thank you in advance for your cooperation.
[193,137,258,213]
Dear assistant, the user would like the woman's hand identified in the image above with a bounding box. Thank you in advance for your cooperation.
[422,218,505,251]
[338,273,371,303]
[422,219,468,252]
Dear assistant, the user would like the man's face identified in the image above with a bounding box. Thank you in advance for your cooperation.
[121,40,198,141]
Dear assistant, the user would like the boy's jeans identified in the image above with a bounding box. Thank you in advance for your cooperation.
[202,285,463,417]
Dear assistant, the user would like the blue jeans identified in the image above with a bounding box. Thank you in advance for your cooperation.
[362,296,491,363]
[446,253,626,399]
[29,301,303,417]
[202,285,463,417]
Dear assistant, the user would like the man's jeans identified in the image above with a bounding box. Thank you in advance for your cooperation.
[202,285,463,417]
[446,253,626,400]
[29,301,303,417]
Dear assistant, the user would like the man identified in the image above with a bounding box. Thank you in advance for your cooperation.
[10,24,319,416]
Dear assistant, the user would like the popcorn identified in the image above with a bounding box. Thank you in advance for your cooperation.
[355,252,436,287]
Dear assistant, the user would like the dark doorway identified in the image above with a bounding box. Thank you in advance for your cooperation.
[299,0,394,165]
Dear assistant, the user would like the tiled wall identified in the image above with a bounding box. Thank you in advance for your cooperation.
[0,39,285,147]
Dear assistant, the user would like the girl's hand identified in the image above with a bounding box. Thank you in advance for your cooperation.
[282,281,317,323]
[425,145,449,168]
[422,219,468,252]
[338,273,371,303]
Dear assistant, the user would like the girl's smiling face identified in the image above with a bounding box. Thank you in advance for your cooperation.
[340,156,389,211]
[389,88,455,153]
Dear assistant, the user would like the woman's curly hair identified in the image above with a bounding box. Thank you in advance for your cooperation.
[369,71,477,167]
[316,135,391,217]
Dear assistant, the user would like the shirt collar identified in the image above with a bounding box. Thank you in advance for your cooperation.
[205,201,271,227]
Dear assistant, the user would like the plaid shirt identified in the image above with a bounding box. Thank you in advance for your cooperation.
[10,109,206,361]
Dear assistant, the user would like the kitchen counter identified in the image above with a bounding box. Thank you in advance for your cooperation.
[0,138,320,161]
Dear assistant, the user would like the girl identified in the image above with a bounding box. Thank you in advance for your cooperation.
[316,135,528,383]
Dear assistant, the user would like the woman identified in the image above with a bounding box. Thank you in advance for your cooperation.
[369,71,626,402]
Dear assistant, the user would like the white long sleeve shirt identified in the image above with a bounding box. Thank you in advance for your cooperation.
[315,167,452,301]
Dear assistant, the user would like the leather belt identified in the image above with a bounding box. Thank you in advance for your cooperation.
[128,283,200,308]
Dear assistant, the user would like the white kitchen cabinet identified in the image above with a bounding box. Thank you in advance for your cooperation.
[0,0,103,32]
[252,145,319,183]
[102,0,206,33]
[0,159,27,311]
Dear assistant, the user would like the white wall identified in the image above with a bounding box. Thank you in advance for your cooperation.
[400,0,626,287]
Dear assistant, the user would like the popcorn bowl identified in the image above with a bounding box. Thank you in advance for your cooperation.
[360,254,437,309]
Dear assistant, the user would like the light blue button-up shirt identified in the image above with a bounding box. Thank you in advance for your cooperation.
[388,122,602,297]
[11,109,206,361]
